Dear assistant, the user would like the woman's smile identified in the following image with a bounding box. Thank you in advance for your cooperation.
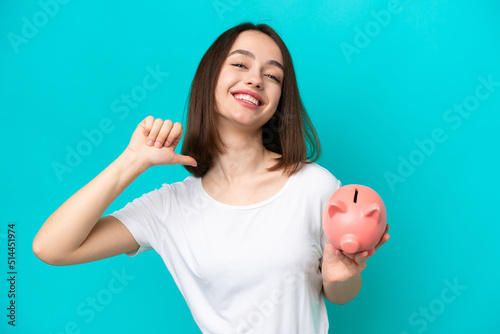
[231,91,264,109]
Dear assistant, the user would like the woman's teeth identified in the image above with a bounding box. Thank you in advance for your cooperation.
[233,94,260,106]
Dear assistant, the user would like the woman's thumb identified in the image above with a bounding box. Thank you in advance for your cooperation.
[173,154,197,167]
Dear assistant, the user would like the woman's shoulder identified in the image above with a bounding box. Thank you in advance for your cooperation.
[296,161,342,192]
[140,175,199,208]
[299,161,340,182]
[164,175,199,191]
[145,175,198,198]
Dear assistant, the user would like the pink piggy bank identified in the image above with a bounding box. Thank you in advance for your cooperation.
[322,184,387,256]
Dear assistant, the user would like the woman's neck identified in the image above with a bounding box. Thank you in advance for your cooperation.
[205,126,276,186]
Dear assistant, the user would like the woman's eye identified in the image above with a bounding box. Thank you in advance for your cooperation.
[231,63,281,83]
[231,63,246,68]
[266,74,281,83]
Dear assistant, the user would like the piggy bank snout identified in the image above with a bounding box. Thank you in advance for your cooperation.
[340,234,359,253]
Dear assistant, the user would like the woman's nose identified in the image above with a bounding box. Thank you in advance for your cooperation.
[245,69,263,88]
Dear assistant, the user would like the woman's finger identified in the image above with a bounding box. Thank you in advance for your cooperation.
[154,119,174,147]
[171,153,198,167]
[335,249,356,266]
[374,233,390,251]
[354,251,369,265]
[336,249,369,268]
[140,116,154,135]
[147,118,164,146]
[165,122,183,147]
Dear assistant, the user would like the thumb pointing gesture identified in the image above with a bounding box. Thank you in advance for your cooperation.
[126,116,198,169]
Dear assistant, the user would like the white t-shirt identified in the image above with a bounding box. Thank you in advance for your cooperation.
[110,162,341,334]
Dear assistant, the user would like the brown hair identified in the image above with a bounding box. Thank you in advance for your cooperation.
[181,22,321,177]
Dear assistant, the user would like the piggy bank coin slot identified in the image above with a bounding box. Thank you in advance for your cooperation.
[354,189,359,203]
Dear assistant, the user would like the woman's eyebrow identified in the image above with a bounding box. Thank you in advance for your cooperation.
[228,49,284,72]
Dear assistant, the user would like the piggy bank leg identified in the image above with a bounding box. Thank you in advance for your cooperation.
[366,248,375,256]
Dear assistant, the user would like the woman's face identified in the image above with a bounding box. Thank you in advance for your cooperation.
[214,30,284,132]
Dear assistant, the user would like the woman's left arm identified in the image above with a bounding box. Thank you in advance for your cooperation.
[321,224,390,305]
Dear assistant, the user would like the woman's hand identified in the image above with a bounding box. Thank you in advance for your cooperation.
[321,224,390,283]
[124,116,197,170]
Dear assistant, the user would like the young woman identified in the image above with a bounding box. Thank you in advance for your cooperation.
[33,22,390,333]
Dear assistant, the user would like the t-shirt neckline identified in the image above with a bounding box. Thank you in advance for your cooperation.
[197,166,304,210]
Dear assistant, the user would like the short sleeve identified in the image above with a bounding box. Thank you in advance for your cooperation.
[109,185,170,257]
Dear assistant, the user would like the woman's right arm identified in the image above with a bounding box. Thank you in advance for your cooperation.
[32,116,197,266]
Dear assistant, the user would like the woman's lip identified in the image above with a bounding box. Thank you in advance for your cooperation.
[232,94,260,109]
[231,90,264,104]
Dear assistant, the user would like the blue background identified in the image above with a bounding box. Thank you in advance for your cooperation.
[1,0,499,333]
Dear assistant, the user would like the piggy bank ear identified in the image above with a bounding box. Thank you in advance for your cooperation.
[362,204,381,221]
[328,199,347,219]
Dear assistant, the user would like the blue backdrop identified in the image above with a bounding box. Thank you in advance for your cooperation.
[1,0,499,333]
